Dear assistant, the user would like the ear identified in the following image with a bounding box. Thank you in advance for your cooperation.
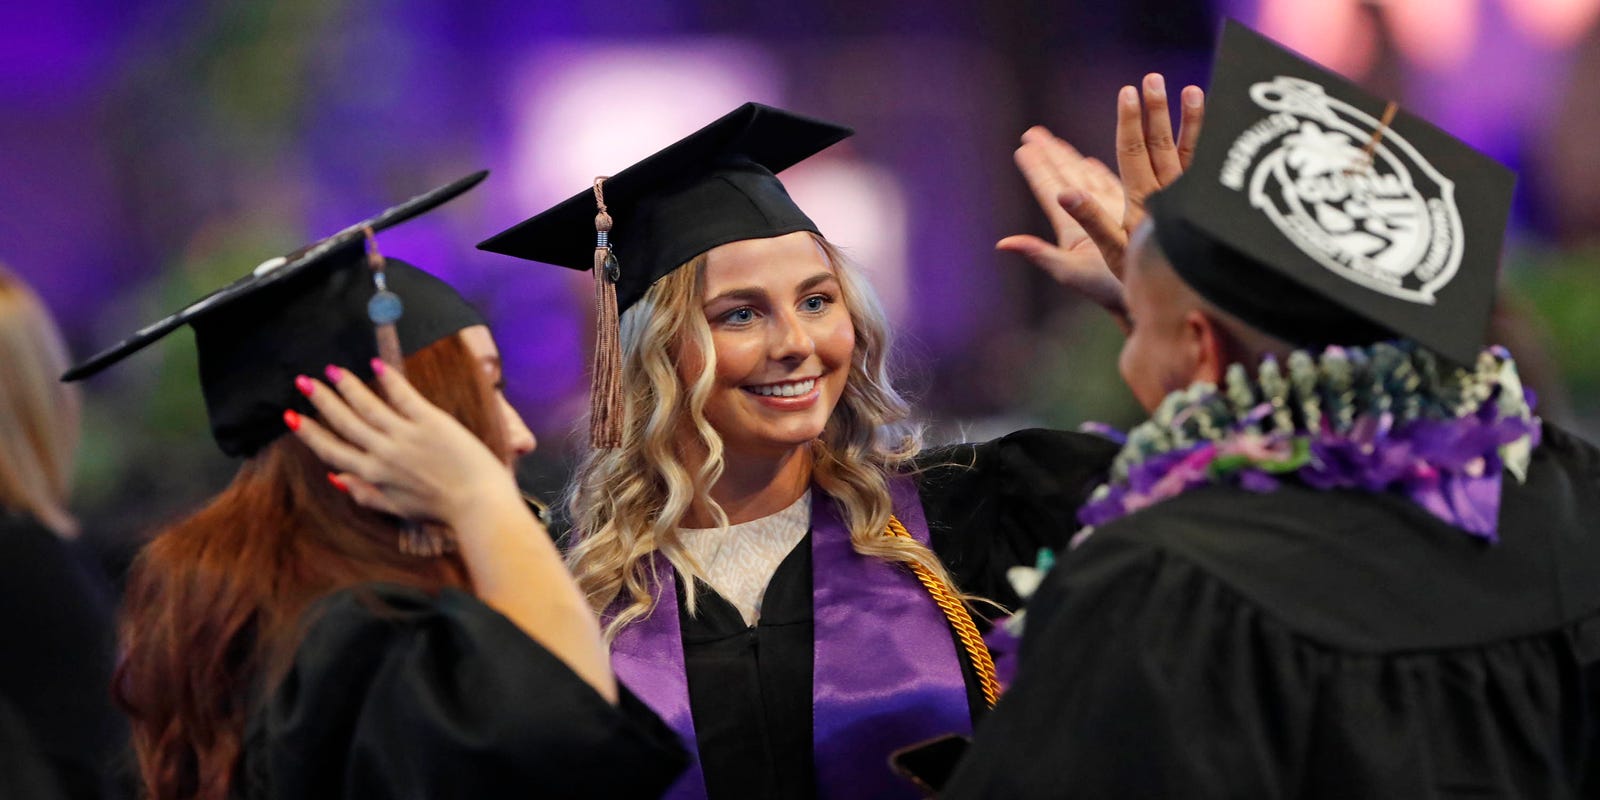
[1182,309,1230,386]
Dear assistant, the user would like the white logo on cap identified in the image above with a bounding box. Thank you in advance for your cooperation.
[1218,76,1462,304]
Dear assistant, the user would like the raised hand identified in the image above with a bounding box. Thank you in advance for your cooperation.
[1002,74,1205,324]
[998,126,1128,315]
[288,360,521,529]
[1072,74,1205,281]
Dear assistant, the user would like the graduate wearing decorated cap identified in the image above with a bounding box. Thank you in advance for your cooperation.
[479,103,1118,799]
[84,173,686,800]
[936,21,1600,797]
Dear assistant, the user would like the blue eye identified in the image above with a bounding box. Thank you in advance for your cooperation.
[801,295,830,312]
[722,307,756,324]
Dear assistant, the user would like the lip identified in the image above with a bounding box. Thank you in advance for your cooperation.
[742,376,823,410]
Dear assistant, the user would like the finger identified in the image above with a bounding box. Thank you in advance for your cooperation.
[325,364,407,431]
[1059,189,1129,279]
[1019,125,1079,154]
[1141,73,1183,185]
[329,472,405,517]
[996,234,1056,259]
[1014,143,1076,233]
[1115,85,1160,212]
[289,412,378,476]
[368,358,437,421]
[298,375,386,451]
[1176,85,1205,171]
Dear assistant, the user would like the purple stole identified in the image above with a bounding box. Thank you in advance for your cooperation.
[608,475,973,799]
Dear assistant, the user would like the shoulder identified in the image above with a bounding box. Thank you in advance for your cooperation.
[913,428,1118,503]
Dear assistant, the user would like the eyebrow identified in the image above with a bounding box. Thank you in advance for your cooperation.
[480,355,503,375]
[704,271,839,306]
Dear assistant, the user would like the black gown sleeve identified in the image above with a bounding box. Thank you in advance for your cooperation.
[915,428,1118,610]
[255,584,688,800]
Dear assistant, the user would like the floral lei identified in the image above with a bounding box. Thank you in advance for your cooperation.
[985,342,1540,683]
[1077,341,1540,543]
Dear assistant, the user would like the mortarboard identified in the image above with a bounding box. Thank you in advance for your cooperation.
[1146,20,1515,366]
[476,102,853,446]
[63,171,490,457]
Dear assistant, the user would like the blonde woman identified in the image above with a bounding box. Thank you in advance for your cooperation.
[479,104,1118,800]
[0,266,128,800]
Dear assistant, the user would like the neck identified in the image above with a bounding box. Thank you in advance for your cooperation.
[685,444,813,527]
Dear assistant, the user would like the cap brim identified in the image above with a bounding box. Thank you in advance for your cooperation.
[62,170,488,382]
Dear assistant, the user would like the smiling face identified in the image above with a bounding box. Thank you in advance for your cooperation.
[682,231,855,462]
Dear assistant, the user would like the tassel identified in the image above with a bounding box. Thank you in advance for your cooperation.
[589,178,624,448]
[361,226,405,376]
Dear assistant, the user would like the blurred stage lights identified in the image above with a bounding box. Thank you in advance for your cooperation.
[503,39,910,324]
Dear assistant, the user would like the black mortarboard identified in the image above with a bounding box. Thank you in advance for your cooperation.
[475,102,852,446]
[476,102,852,312]
[1146,21,1515,365]
[63,171,489,457]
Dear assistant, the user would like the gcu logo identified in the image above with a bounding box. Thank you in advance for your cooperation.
[1219,76,1463,304]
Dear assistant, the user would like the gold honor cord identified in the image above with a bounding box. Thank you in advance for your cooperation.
[887,515,1001,708]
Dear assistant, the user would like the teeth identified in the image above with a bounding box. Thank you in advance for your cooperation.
[750,378,816,398]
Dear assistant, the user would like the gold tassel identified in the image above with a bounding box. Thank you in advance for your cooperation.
[888,515,1002,708]
[590,178,624,448]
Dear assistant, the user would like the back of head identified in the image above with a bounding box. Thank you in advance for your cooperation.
[0,266,81,538]
[115,331,501,800]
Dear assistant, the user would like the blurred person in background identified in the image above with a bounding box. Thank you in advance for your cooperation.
[0,265,131,800]
[88,178,685,800]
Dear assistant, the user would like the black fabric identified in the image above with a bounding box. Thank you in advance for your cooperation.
[0,512,130,800]
[676,428,1119,800]
[193,250,483,456]
[242,584,688,800]
[944,422,1600,798]
[0,693,69,800]
[1146,21,1514,365]
[476,102,852,312]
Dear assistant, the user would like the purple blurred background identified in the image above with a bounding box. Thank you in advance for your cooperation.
[3,0,1597,563]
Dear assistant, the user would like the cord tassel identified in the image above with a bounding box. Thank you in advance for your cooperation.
[888,515,1001,707]
[590,178,624,448]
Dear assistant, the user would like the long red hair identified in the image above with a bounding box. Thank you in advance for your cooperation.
[114,333,509,800]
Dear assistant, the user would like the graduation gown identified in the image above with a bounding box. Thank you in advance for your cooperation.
[240,584,688,799]
[673,428,1118,799]
[945,422,1600,798]
[0,511,128,800]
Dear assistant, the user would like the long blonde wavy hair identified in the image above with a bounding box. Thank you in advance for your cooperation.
[566,234,964,640]
[0,267,81,538]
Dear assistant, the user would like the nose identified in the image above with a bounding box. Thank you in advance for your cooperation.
[498,394,537,459]
[770,308,816,364]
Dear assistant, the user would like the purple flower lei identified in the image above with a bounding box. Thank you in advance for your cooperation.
[1076,342,1541,543]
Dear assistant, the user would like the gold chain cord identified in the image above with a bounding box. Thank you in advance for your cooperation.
[887,515,1001,708]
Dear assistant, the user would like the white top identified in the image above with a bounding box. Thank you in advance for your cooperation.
[678,491,812,627]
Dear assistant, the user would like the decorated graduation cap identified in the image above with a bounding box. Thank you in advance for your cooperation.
[63,171,490,457]
[477,102,853,446]
[1146,20,1515,366]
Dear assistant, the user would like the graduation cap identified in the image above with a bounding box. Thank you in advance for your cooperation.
[477,102,853,446]
[63,171,490,457]
[1146,20,1515,366]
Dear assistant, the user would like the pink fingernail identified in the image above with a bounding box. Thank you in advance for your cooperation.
[327,472,349,494]
[283,410,302,432]
[294,375,315,397]
[324,365,343,384]
[370,358,387,376]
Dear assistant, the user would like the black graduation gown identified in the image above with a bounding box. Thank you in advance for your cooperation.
[0,511,129,800]
[945,422,1600,798]
[241,584,689,800]
[679,428,1119,799]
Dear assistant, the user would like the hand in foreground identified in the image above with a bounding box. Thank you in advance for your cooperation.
[288,359,520,528]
